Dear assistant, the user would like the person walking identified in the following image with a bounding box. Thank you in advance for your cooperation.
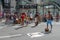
[46,11,53,32]
[32,12,41,27]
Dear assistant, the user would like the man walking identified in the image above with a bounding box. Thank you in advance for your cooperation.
[46,11,53,32]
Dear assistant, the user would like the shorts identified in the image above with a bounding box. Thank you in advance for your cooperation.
[30,18,33,20]
[47,20,52,25]
[26,21,29,24]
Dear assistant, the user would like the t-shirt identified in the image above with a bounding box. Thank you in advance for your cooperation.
[13,15,16,19]
[21,15,25,20]
[30,13,33,18]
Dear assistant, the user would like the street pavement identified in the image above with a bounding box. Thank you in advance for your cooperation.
[0,21,60,40]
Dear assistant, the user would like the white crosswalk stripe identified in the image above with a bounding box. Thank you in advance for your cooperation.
[27,32,45,38]
[0,34,22,39]
[0,27,4,29]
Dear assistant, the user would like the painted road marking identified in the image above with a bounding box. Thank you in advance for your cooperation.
[27,32,45,38]
[0,20,5,23]
[0,25,8,29]
[0,34,22,39]
[12,25,21,28]
[2,20,6,22]
[0,27,4,29]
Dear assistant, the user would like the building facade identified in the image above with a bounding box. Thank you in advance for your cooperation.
[10,0,16,14]
[0,0,60,16]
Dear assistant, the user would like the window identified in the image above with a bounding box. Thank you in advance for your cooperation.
[28,0,32,2]
[4,0,10,3]
[41,0,44,2]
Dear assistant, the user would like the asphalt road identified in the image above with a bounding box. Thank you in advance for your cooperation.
[0,22,60,40]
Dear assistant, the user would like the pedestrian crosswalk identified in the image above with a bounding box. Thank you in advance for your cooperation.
[0,32,45,39]
[0,27,4,29]
[0,34,22,39]
[27,32,45,38]
[0,25,8,29]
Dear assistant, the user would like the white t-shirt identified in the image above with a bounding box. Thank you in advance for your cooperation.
[30,13,33,18]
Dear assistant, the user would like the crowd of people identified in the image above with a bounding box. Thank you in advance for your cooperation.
[5,12,42,26]
[0,11,60,32]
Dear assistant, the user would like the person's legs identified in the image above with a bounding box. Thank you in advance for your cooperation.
[35,22,38,26]
[25,21,29,27]
[50,20,52,31]
[21,19,24,25]
[32,21,38,28]
[30,18,33,23]
[47,20,49,28]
